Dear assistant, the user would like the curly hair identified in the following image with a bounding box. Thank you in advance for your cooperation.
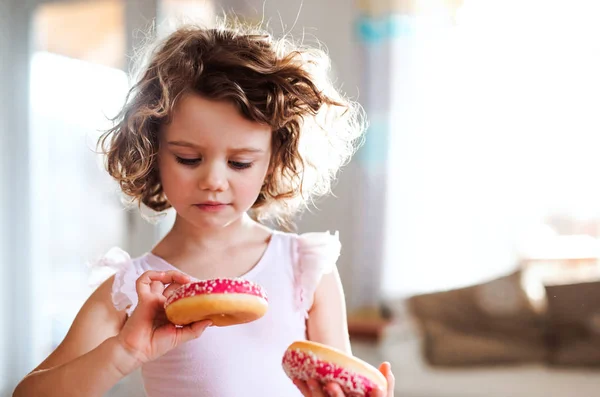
[98,21,366,230]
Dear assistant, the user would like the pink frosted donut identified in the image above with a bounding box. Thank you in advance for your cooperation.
[164,278,268,326]
[282,341,387,396]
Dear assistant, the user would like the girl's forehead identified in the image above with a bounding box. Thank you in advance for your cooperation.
[164,93,271,144]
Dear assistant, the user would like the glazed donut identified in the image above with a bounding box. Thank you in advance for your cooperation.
[282,340,387,396]
[164,278,268,327]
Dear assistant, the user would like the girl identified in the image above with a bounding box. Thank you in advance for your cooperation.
[13,22,395,397]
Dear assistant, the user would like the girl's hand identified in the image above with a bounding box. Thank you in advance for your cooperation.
[116,270,211,365]
[293,362,395,397]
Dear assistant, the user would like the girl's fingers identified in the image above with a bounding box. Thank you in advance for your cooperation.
[163,282,183,299]
[177,320,212,344]
[134,271,190,320]
[136,271,164,298]
[368,387,386,397]
[324,382,345,396]
[307,379,327,397]
[378,362,395,397]
[136,271,191,298]
[150,280,164,295]
[293,379,311,396]
[166,270,192,285]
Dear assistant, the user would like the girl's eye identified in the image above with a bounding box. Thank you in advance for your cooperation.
[229,161,253,170]
[175,156,201,166]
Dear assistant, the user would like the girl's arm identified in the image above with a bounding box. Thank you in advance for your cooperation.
[300,268,395,397]
[12,276,136,397]
[13,270,210,397]
[13,337,140,397]
[306,267,352,354]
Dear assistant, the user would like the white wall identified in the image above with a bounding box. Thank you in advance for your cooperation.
[0,0,10,393]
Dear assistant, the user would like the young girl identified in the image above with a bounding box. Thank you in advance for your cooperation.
[13,22,395,397]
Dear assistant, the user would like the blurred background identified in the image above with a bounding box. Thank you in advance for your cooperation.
[2,0,600,396]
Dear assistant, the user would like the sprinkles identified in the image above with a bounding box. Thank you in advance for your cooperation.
[282,347,380,396]
[164,278,268,308]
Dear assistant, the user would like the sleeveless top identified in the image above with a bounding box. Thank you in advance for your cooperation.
[92,230,341,397]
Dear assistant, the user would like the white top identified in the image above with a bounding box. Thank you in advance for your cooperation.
[92,230,341,397]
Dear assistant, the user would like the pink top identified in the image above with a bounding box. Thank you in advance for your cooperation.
[92,230,341,397]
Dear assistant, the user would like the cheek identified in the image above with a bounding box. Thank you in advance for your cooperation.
[233,168,268,198]
[158,158,193,196]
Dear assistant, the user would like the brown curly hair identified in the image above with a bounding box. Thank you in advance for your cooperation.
[98,21,366,230]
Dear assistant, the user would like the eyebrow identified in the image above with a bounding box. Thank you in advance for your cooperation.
[167,141,265,153]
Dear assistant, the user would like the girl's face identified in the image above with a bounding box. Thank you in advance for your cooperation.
[158,93,272,230]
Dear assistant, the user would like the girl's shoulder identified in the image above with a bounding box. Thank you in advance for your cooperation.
[269,229,341,274]
[88,247,154,316]
[273,229,341,261]
[277,230,342,317]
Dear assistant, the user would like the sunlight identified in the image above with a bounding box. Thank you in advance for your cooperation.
[384,0,600,296]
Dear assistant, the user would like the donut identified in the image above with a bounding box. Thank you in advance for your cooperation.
[164,278,268,327]
[282,340,387,396]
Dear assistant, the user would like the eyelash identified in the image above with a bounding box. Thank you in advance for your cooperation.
[175,157,200,166]
[230,161,253,170]
[175,157,253,170]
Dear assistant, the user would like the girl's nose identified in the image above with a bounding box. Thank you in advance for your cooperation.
[199,162,228,192]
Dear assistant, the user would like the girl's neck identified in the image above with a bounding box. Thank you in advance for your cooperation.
[158,213,266,254]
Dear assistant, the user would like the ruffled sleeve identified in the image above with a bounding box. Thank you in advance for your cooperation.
[292,231,342,318]
[87,247,139,316]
